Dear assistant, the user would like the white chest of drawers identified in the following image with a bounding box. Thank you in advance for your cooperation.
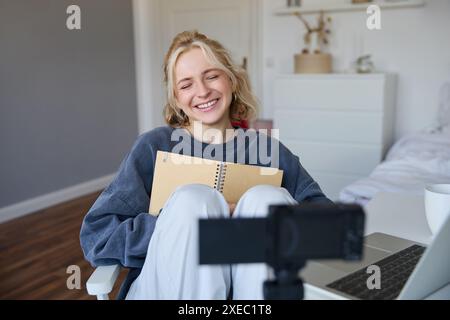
[273,73,397,200]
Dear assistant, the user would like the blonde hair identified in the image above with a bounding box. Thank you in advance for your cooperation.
[163,30,258,127]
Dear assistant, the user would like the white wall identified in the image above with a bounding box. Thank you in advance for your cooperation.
[262,0,450,140]
[0,0,138,209]
[133,0,165,132]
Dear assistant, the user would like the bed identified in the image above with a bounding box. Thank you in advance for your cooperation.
[339,81,450,206]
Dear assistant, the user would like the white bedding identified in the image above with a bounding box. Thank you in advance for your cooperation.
[339,126,450,206]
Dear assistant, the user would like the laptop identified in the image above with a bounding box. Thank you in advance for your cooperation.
[300,214,450,300]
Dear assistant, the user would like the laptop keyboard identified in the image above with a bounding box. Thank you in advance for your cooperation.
[326,244,426,300]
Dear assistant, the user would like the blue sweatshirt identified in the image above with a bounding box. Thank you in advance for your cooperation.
[80,126,332,299]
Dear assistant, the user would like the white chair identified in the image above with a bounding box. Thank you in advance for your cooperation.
[86,264,121,300]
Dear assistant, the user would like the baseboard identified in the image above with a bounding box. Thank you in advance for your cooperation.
[0,174,115,224]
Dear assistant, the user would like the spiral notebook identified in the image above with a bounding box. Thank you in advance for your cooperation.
[148,151,283,215]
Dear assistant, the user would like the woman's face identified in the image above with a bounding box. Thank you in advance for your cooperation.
[174,48,233,129]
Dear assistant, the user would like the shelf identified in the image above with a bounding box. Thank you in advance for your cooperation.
[276,72,392,78]
[274,0,425,15]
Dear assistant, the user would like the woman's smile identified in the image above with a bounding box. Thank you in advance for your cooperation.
[194,98,220,112]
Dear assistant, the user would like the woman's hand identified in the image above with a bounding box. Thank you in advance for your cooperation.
[228,203,236,216]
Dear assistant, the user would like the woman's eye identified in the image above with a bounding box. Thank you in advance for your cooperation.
[180,84,191,90]
[207,75,219,80]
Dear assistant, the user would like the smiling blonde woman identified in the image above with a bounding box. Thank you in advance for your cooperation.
[80,30,332,300]
[164,31,257,131]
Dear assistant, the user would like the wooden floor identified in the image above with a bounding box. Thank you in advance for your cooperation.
[0,192,127,300]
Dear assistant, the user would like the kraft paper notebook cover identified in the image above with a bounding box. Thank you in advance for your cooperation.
[148,151,283,215]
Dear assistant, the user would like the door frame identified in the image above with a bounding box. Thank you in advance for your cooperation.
[132,0,263,133]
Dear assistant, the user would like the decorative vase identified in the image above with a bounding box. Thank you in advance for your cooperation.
[294,53,332,74]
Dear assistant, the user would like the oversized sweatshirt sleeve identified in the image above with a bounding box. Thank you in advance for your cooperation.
[80,134,158,268]
[279,142,333,204]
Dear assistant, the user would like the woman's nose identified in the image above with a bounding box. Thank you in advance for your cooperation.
[196,81,211,99]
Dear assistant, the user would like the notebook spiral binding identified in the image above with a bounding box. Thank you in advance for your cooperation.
[214,163,227,192]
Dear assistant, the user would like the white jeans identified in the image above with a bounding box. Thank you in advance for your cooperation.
[126,184,297,300]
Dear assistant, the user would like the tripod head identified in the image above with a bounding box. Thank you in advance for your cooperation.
[199,203,365,300]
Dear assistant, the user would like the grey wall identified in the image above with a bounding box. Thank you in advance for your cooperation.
[0,0,139,207]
